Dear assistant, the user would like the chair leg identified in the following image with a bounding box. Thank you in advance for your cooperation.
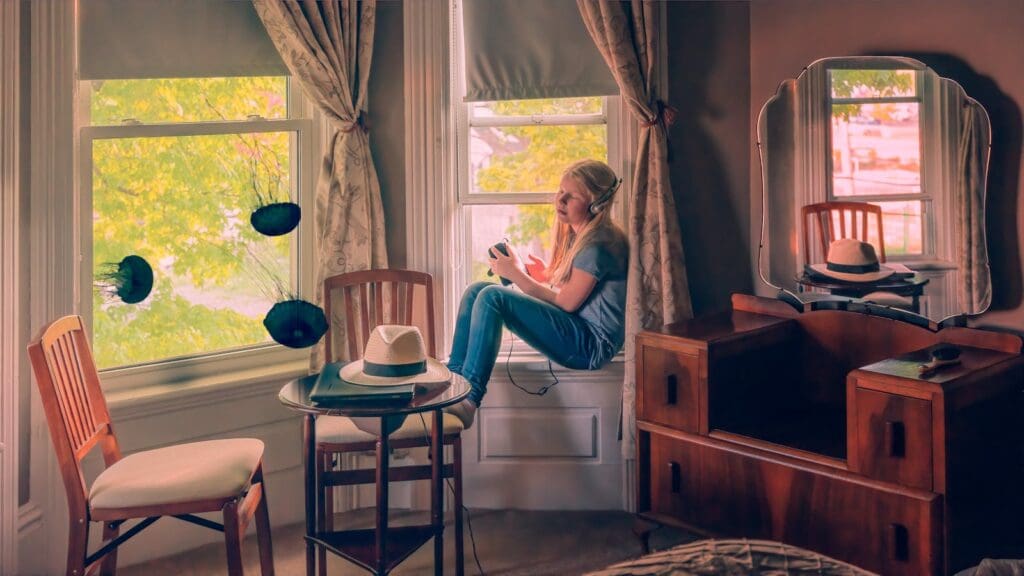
[66,515,88,576]
[223,500,245,576]
[454,437,464,576]
[317,449,329,576]
[254,466,275,576]
[99,521,120,576]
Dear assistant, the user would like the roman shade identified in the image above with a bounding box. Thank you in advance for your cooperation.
[78,0,287,80]
[462,0,617,102]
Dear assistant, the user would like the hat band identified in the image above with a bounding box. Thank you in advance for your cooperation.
[826,261,879,274]
[363,359,426,377]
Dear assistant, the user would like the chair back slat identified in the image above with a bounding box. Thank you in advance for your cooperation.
[373,282,384,327]
[56,333,95,449]
[322,269,436,363]
[801,201,887,266]
[390,281,400,323]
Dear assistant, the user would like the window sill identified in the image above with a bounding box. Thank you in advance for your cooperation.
[902,259,958,271]
[106,356,309,420]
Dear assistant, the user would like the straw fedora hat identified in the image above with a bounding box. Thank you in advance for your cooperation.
[809,238,894,283]
[339,324,450,387]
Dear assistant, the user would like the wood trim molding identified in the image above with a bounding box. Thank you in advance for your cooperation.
[24,2,76,574]
[1,1,22,572]
[403,0,454,356]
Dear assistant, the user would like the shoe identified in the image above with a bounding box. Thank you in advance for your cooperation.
[445,398,478,429]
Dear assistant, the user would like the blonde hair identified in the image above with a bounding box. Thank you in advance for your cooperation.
[547,159,627,286]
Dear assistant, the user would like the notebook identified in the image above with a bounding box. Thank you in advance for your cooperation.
[310,362,415,405]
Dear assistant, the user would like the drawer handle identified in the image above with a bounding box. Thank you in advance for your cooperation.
[668,461,681,494]
[887,420,906,458]
[890,523,909,562]
[666,374,678,405]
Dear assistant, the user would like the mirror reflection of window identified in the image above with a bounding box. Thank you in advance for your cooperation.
[827,69,925,257]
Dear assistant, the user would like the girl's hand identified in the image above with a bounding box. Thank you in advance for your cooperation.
[488,243,524,280]
[525,254,549,283]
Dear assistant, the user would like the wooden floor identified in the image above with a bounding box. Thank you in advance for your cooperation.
[119,508,695,575]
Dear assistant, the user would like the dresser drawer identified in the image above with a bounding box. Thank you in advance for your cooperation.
[638,344,700,433]
[645,432,943,575]
[855,388,933,491]
[647,432,700,520]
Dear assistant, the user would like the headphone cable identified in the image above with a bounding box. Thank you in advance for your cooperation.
[505,336,560,396]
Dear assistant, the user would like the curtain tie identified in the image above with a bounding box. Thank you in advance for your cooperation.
[341,111,369,134]
[640,100,678,129]
[641,100,678,162]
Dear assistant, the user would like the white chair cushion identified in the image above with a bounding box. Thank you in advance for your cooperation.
[316,414,463,444]
[89,438,264,511]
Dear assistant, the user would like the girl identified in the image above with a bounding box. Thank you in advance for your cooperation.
[446,159,629,428]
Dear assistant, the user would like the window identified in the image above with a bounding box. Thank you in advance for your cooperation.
[458,97,611,288]
[826,68,929,257]
[80,77,314,376]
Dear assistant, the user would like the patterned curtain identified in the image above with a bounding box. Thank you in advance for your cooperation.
[253,0,388,366]
[577,0,694,460]
[955,103,991,313]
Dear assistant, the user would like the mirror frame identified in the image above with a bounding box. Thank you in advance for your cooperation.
[756,56,992,326]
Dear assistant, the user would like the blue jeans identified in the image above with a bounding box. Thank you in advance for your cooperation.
[446,281,614,405]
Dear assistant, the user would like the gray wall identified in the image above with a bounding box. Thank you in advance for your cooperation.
[749,0,1024,332]
[369,1,407,268]
[667,1,754,316]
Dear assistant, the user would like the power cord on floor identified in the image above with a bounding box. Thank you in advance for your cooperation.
[417,412,486,576]
[505,337,560,396]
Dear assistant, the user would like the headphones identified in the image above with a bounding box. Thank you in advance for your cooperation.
[588,178,622,216]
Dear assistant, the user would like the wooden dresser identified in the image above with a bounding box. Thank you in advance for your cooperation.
[635,294,1024,575]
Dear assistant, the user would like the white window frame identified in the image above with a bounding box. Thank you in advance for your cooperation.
[823,65,938,262]
[77,81,318,392]
[404,0,634,362]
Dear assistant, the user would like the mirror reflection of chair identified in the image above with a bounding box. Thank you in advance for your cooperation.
[317,269,464,576]
[801,201,885,264]
[27,315,274,576]
[801,201,914,310]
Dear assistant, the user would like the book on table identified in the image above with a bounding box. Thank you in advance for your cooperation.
[310,362,415,404]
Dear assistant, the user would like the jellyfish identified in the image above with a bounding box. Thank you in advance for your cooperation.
[95,255,154,304]
[245,152,300,237]
[240,245,327,349]
[250,202,301,237]
[263,299,328,348]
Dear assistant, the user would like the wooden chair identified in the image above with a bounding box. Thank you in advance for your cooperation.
[801,201,887,265]
[317,269,464,576]
[27,315,274,576]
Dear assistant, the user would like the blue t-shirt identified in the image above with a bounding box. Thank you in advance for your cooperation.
[571,226,628,355]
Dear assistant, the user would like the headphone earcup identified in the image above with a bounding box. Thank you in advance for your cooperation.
[588,201,600,216]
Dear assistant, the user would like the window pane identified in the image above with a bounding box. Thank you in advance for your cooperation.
[873,200,924,256]
[91,131,293,369]
[88,77,288,125]
[831,102,920,196]
[471,97,603,117]
[470,124,607,194]
[829,69,916,98]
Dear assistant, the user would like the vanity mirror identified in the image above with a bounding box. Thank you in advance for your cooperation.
[757,56,991,324]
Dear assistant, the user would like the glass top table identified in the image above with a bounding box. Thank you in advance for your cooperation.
[279,372,471,576]
[279,372,471,417]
